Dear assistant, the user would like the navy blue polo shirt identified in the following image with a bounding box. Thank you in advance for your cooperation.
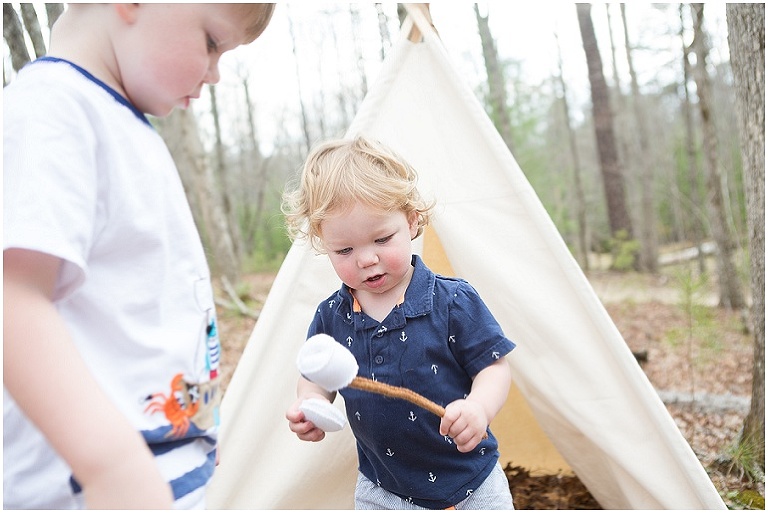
[307,255,515,509]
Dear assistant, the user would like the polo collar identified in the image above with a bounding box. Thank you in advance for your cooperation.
[335,254,435,326]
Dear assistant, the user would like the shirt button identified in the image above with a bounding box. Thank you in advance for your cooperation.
[374,355,384,364]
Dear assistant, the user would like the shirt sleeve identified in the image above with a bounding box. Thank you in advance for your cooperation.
[447,281,516,377]
[4,81,99,300]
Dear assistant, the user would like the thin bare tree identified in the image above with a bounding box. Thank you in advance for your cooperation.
[3,4,63,82]
[45,4,64,31]
[604,3,630,168]
[554,30,589,270]
[4,3,30,72]
[679,4,708,273]
[576,3,634,250]
[350,4,368,99]
[209,84,243,264]
[286,4,312,153]
[240,73,271,252]
[690,3,745,309]
[726,2,765,470]
[156,109,240,283]
[19,4,45,58]
[474,4,515,154]
[375,3,392,61]
[621,4,658,272]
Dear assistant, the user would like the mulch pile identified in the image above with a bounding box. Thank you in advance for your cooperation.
[504,464,602,509]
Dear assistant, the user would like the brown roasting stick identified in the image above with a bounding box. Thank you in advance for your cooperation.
[348,376,446,418]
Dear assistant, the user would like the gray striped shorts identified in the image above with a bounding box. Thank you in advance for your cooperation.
[354,461,514,510]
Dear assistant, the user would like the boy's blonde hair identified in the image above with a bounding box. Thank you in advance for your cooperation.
[282,136,434,253]
[232,3,276,43]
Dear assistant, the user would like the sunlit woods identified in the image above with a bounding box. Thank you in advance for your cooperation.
[2,3,751,288]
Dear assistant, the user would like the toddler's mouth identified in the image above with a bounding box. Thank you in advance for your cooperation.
[366,274,383,283]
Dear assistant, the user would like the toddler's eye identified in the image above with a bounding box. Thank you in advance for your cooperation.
[336,248,352,256]
[375,235,394,244]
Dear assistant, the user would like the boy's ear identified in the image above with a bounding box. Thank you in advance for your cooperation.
[114,3,139,24]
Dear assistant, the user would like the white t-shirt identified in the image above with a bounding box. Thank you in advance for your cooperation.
[4,58,221,509]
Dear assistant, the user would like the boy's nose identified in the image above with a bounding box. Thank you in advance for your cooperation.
[204,59,221,85]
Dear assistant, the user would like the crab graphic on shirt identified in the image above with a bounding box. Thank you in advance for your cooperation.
[143,318,221,438]
[144,373,200,438]
[144,373,221,439]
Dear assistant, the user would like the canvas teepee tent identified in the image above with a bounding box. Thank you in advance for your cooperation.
[207,6,725,509]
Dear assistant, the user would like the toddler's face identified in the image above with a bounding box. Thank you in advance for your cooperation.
[321,202,418,297]
[116,4,251,117]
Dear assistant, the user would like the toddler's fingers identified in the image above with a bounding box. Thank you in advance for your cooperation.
[439,402,463,437]
[296,421,326,442]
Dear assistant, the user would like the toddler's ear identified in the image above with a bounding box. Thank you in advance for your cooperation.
[408,211,420,239]
[114,4,139,24]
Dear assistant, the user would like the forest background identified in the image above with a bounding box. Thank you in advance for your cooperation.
[3,2,764,508]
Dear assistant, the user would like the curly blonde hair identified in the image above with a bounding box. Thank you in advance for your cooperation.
[282,136,434,253]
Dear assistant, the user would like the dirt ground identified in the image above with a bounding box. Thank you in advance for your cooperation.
[215,268,764,510]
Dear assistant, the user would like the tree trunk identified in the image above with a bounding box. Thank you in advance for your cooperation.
[209,85,243,264]
[576,3,634,244]
[679,4,708,274]
[241,75,270,252]
[555,31,589,270]
[45,4,64,31]
[286,4,312,153]
[690,3,745,309]
[726,2,765,468]
[621,4,658,272]
[19,4,45,58]
[3,4,30,72]
[604,4,631,172]
[350,5,368,99]
[375,3,392,61]
[474,4,515,154]
[156,109,240,283]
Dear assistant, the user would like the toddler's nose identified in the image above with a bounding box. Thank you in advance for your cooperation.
[357,250,379,268]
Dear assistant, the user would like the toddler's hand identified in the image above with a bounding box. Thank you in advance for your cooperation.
[439,399,488,453]
[286,397,327,442]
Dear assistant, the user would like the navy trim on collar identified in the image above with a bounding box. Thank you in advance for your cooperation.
[335,254,436,327]
[401,254,436,317]
[35,56,151,127]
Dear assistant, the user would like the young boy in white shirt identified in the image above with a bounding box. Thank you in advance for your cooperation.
[4,4,274,509]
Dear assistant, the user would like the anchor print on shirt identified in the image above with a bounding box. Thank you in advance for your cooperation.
[400,331,408,343]
[346,336,353,347]
[428,472,437,483]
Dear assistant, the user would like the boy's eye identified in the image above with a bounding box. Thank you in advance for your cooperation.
[206,35,218,53]
[375,235,394,244]
[335,247,352,256]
